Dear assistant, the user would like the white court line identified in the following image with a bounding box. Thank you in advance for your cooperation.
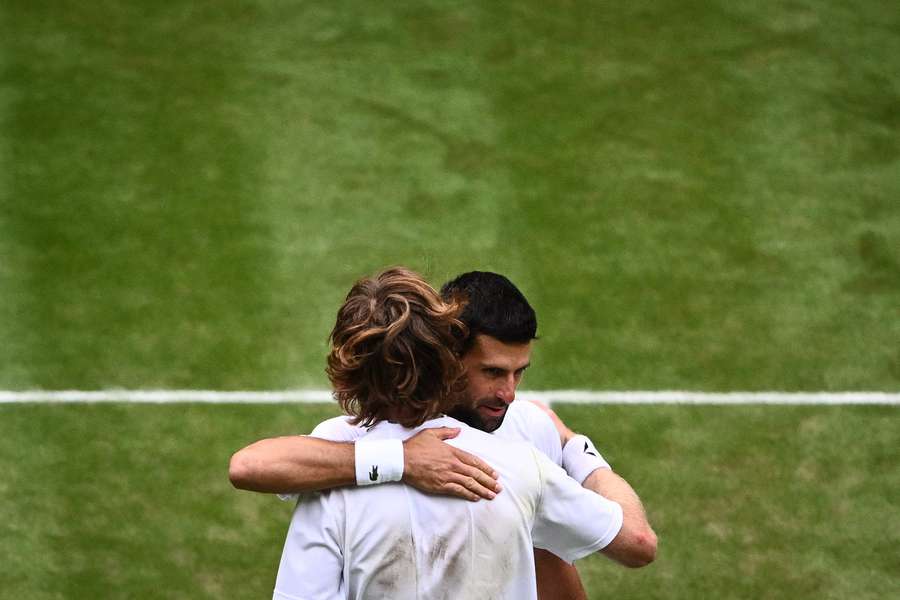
[521,391,899,405]
[0,390,897,405]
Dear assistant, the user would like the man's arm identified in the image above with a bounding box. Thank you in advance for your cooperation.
[534,549,587,600]
[584,468,657,567]
[229,435,355,493]
[528,400,658,568]
[229,427,501,501]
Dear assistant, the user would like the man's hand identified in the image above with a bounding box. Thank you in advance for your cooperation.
[527,400,575,447]
[402,428,502,502]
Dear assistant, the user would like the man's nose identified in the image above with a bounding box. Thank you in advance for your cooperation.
[496,375,516,404]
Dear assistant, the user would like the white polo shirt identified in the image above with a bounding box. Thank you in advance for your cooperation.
[273,415,623,600]
[305,399,565,464]
[277,401,568,506]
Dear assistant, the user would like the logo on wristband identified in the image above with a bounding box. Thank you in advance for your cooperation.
[369,465,379,481]
[584,442,597,457]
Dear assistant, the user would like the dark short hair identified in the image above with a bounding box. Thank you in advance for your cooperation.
[440,271,537,354]
[327,267,467,428]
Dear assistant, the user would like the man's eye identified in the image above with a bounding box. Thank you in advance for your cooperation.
[484,368,503,377]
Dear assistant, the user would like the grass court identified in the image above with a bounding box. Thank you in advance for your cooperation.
[1,1,898,598]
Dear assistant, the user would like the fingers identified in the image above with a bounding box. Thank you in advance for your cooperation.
[437,451,502,501]
[444,468,500,501]
[457,465,501,499]
[453,447,499,482]
[403,428,502,501]
[409,468,499,501]
[444,482,482,502]
[452,450,501,497]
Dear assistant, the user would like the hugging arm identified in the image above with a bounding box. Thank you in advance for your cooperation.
[229,427,501,501]
[585,468,657,567]
[229,435,355,494]
[529,400,657,568]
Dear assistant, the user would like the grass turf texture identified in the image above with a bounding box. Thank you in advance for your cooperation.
[2,2,899,599]
[0,402,896,599]
[2,1,899,392]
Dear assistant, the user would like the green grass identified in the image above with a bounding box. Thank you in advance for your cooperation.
[1,1,899,599]
[558,403,900,600]
[0,402,896,599]
[2,0,898,391]
[0,403,335,599]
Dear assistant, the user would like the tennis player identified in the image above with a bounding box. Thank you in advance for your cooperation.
[271,267,635,599]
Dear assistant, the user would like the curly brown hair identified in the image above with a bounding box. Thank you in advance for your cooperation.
[326,267,467,428]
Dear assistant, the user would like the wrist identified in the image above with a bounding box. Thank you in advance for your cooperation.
[355,438,404,486]
[562,434,611,484]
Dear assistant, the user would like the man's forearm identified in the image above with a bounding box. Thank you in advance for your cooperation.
[229,428,500,500]
[584,469,649,529]
[584,468,657,567]
[525,400,657,568]
[229,436,355,493]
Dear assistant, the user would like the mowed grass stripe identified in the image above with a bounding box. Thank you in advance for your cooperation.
[240,2,511,386]
[2,2,288,391]
[0,5,30,390]
[0,390,897,405]
[479,2,900,392]
[2,2,898,390]
[0,403,896,599]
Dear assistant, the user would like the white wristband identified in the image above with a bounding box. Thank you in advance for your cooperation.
[355,438,404,486]
[562,434,610,484]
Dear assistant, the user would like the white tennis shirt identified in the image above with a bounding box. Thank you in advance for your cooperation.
[298,400,564,463]
[273,410,623,600]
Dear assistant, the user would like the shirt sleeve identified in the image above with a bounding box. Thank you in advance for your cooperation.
[516,401,565,466]
[530,447,623,563]
[273,491,345,600]
[310,416,365,442]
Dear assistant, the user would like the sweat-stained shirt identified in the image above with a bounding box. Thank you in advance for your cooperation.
[272,413,622,600]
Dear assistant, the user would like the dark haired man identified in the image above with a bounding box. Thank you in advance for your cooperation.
[440,271,537,433]
[231,271,656,598]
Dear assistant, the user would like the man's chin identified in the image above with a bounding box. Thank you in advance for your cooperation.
[449,406,506,433]
[481,415,505,433]
[479,408,508,432]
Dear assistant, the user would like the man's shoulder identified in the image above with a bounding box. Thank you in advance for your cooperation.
[497,401,558,440]
[495,401,563,464]
[438,416,521,445]
[444,417,538,458]
[507,398,550,421]
[310,415,364,441]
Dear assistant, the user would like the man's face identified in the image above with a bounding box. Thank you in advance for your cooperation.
[452,334,531,432]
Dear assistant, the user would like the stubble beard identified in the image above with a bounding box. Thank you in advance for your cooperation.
[448,395,507,433]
